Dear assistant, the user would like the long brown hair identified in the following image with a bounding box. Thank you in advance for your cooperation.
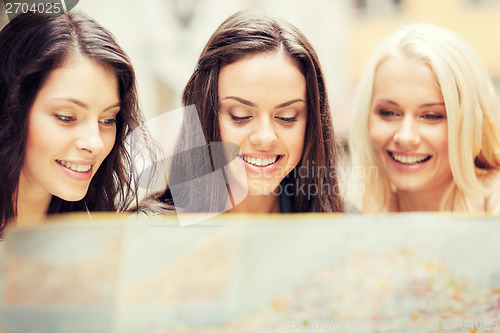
[147,10,344,213]
[0,11,147,234]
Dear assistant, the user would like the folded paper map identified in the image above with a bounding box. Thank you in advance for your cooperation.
[1,212,499,332]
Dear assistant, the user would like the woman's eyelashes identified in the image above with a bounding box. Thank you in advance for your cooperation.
[422,113,445,121]
[54,113,118,126]
[230,114,252,124]
[99,117,118,126]
[276,116,297,124]
[55,114,76,123]
[376,108,446,122]
[377,109,398,118]
[229,113,298,125]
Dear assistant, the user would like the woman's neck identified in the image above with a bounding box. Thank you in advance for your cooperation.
[394,187,449,212]
[228,193,281,214]
[16,175,52,226]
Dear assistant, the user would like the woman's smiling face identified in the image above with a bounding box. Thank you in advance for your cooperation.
[20,56,120,203]
[218,51,307,196]
[369,54,453,196]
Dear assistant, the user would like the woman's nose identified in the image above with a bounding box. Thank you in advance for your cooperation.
[393,117,420,146]
[249,118,278,149]
[74,121,105,155]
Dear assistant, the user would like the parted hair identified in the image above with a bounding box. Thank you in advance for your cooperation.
[350,23,500,212]
[0,11,146,234]
[146,10,344,213]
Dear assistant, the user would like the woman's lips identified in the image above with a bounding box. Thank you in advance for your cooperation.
[56,159,94,181]
[239,154,283,173]
[241,155,280,167]
[387,151,432,172]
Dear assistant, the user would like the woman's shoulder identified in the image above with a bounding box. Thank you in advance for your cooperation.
[478,170,500,213]
[344,202,361,214]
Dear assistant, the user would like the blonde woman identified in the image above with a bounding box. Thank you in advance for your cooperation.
[349,23,500,212]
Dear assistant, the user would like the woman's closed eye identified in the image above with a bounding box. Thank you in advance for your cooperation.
[230,114,252,123]
[276,116,297,124]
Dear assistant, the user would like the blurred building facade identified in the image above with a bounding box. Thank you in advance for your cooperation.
[350,0,500,84]
[2,0,499,142]
[62,0,352,142]
[72,0,352,120]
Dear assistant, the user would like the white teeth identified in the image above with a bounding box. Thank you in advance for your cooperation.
[242,156,278,167]
[391,153,429,164]
[58,160,92,172]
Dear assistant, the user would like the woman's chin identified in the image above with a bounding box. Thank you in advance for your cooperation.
[247,179,280,197]
[53,188,88,202]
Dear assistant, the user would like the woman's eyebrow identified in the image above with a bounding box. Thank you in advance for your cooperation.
[375,98,445,109]
[274,99,305,109]
[52,97,120,111]
[221,96,305,109]
[420,102,445,108]
[53,97,88,109]
[103,102,121,111]
[375,98,399,106]
[221,96,256,107]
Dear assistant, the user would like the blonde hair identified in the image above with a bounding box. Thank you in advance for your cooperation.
[350,23,500,212]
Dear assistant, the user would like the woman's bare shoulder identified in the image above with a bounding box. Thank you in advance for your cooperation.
[478,170,500,213]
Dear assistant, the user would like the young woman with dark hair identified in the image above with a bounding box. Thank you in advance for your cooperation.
[141,10,345,214]
[0,11,148,235]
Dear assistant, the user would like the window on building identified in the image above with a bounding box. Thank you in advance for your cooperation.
[354,0,403,16]
[463,0,500,6]
[492,77,500,98]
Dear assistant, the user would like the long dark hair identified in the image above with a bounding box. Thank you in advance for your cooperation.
[0,11,146,233]
[146,10,344,213]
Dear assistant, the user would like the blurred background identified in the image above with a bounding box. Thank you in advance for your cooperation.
[2,0,500,145]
